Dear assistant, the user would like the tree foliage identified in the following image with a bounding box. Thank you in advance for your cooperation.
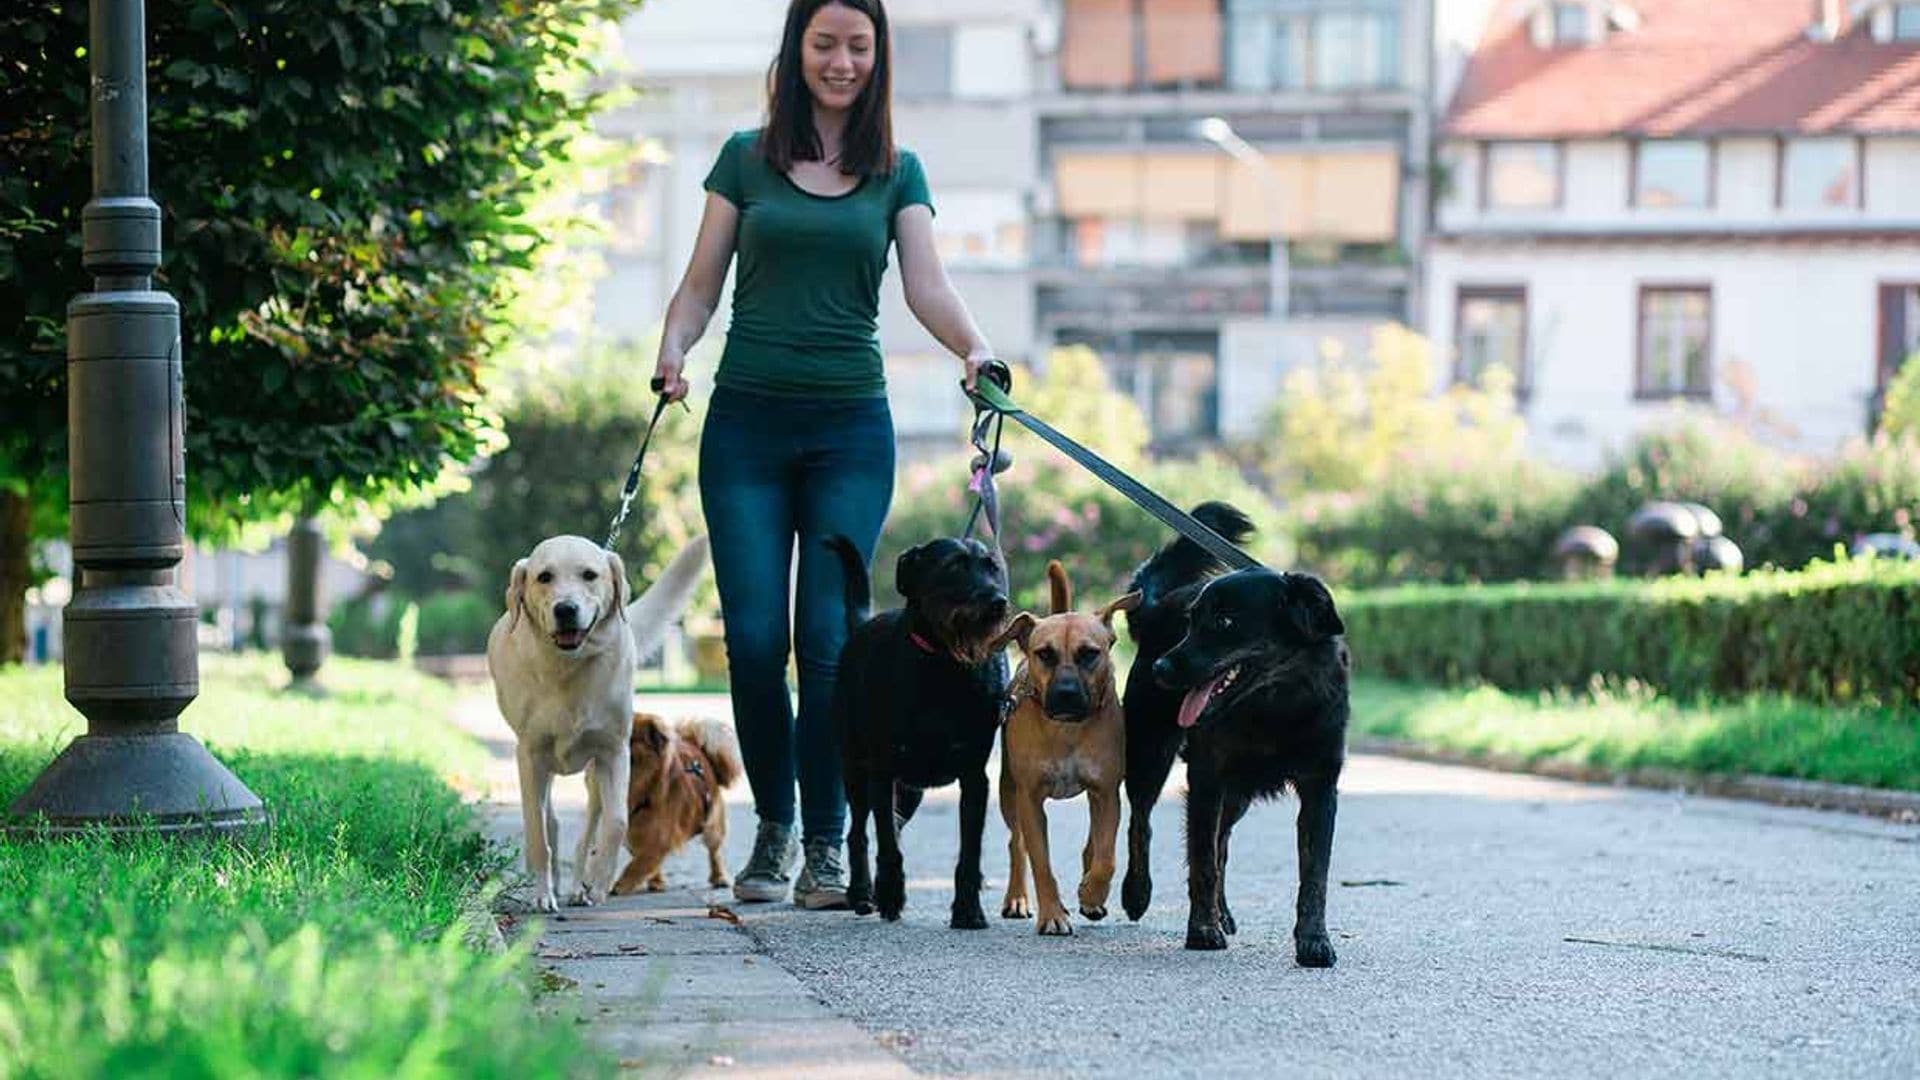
[0,0,629,538]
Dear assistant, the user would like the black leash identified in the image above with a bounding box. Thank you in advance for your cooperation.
[604,377,680,552]
[961,360,1260,572]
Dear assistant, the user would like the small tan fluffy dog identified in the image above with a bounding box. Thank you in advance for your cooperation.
[996,561,1140,935]
[612,712,742,894]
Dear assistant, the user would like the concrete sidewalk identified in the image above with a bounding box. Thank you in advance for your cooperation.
[455,693,913,1079]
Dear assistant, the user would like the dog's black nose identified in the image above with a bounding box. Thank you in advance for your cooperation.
[554,600,582,628]
[1044,685,1090,720]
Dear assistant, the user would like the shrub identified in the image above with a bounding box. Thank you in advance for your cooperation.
[1295,409,1920,587]
[1343,557,1920,704]
[414,591,498,656]
[328,595,403,659]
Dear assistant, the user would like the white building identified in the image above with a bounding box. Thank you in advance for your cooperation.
[594,0,1042,452]
[1428,0,1920,468]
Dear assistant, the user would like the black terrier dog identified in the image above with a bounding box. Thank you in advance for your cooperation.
[1118,502,1255,924]
[1154,567,1348,965]
[826,534,1011,929]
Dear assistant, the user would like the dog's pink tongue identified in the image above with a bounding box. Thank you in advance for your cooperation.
[1176,672,1225,729]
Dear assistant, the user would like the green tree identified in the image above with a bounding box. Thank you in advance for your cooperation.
[0,0,631,663]
[1254,324,1527,495]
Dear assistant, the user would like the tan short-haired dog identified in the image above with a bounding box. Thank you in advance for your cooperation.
[995,562,1140,935]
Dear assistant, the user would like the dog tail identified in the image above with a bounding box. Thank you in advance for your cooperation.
[825,535,871,636]
[626,535,712,663]
[1047,560,1072,614]
[1128,501,1255,599]
[679,716,744,790]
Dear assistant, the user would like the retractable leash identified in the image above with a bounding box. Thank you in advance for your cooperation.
[604,376,684,552]
[960,360,1261,572]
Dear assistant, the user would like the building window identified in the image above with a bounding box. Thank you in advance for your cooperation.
[1313,10,1399,90]
[1484,142,1561,209]
[1638,287,1713,399]
[1879,283,1920,393]
[1896,3,1920,40]
[1551,2,1590,45]
[1225,2,1399,92]
[1634,140,1712,208]
[893,25,953,99]
[1780,138,1859,209]
[1456,287,1529,391]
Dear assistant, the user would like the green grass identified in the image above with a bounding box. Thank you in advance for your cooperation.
[1351,676,1920,791]
[0,655,604,1080]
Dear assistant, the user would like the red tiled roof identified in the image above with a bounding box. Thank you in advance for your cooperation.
[1447,0,1920,138]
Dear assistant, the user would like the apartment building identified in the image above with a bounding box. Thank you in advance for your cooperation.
[1032,0,1435,444]
[1429,0,1920,468]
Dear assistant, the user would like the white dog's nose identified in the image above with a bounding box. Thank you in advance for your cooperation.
[553,600,583,629]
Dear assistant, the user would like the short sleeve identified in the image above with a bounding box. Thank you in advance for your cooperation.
[891,150,934,217]
[703,132,749,207]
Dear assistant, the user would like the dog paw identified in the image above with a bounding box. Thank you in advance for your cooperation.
[566,883,605,908]
[1037,911,1073,936]
[644,878,667,893]
[1121,871,1151,922]
[1080,903,1107,922]
[1001,896,1031,919]
[852,899,875,916]
[533,890,560,914]
[1295,933,1337,968]
[1221,909,1237,936]
[876,876,906,921]
[1185,923,1229,951]
[950,905,989,931]
[710,876,732,889]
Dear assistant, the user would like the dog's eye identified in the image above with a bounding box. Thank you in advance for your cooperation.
[582,570,599,582]
[1215,614,1235,631]
[1035,647,1058,666]
[536,570,554,585]
[1075,646,1101,668]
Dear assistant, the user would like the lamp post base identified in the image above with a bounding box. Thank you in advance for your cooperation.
[8,732,267,838]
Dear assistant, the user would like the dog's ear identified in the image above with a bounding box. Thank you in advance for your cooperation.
[1046,560,1072,615]
[504,558,529,632]
[1282,574,1345,642]
[1095,590,1141,632]
[895,543,934,600]
[606,548,630,623]
[989,611,1036,653]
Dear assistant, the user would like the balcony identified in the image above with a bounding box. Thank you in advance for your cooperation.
[1042,3,1416,109]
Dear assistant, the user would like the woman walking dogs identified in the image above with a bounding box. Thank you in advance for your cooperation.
[650,0,997,909]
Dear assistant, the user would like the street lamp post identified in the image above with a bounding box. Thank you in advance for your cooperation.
[9,0,265,836]
[1198,116,1290,320]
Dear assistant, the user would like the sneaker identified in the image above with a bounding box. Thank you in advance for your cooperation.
[792,837,850,910]
[733,820,798,903]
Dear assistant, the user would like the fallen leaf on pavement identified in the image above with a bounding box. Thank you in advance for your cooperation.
[1339,879,1406,888]
[707,905,743,925]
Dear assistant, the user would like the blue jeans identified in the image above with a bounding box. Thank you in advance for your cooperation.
[699,386,895,845]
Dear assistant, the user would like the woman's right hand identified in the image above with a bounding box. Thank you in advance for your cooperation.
[652,354,690,404]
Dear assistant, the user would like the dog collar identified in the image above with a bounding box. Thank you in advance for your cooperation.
[909,630,938,655]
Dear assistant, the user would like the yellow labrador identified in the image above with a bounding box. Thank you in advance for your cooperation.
[487,534,710,911]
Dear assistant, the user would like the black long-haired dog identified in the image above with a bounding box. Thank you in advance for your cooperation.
[827,534,1011,929]
[1118,502,1255,924]
[1154,567,1348,964]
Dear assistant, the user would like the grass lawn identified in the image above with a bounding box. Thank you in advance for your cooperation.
[0,655,604,1079]
[1350,677,1920,791]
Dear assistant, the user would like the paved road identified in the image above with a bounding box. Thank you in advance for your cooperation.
[467,693,1920,1079]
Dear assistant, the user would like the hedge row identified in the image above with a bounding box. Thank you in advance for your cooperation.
[1341,558,1920,704]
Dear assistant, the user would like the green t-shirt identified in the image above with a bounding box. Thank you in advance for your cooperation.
[703,129,933,398]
